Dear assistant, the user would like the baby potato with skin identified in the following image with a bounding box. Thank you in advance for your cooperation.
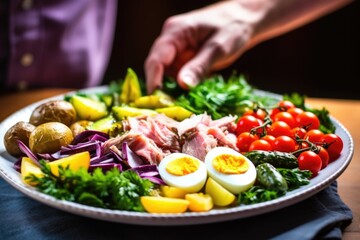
[29,122,74,154]
[29,100,77,127]
[4,121,36,157]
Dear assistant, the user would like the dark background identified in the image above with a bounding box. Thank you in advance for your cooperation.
[104,1,360,100]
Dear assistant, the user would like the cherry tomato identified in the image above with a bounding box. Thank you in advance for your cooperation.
[278,100,295,110]
[295,111,320,130]
[296,141,310,150]
[305,129,324,144]
[273,136,297,153]
[290,127,307,140]
[261,135,276,149]
[321,133,343,162]
[298,150,322,176]
[236,115,261,136]
[287,107,304,118]
[236,132,259,152]
[273,112,295,128]
[243,108,267,121]
[317,146,329,169]
[269,108,281,121]
[248,139,272,151]
[267,121,292,137]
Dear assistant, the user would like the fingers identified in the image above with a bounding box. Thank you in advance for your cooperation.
[145,13,208,94]
[177,24,250,90]
[145,38,177,94]
[145,2,253,93]
[145,15,192,94]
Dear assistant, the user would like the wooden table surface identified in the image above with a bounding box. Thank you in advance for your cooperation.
[0,88,359,239]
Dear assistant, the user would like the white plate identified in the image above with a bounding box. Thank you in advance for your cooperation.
[0,86,354,226]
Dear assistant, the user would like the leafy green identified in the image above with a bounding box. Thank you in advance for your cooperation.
[277,168,312,191]
[26,160,155,211]
[174,73,278,119]
[284,93,336,133]
[238,186,283,205]
[238,168,311,204]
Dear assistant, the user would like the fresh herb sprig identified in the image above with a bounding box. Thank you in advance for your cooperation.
[174,74,279,119]
[170,73,283,119]
[26,160,155,211]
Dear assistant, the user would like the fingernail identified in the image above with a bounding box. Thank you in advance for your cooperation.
[181,75,197,89]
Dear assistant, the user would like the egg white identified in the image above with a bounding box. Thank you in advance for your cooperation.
[158,153,207,193]
[205,147,256,194]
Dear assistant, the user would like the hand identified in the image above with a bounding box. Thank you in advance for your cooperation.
[144,0,352,94]
[144,1,273,94]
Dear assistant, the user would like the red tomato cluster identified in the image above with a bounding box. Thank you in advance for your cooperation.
[236,100,344,177]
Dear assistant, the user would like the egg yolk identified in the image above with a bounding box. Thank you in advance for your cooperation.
[212,154,249,174]
[166,157,200,176]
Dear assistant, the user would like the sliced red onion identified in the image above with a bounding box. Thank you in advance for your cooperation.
[38,151,63,161]
[109,148,124,163]
[13,158,22,172]
[131,164,164,184]
[16,140,40,167]
[122,142,143,168]
[89,134,109,143]
[142,175,166,185]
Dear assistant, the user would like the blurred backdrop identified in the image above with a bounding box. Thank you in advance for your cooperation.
[103,0,360,100]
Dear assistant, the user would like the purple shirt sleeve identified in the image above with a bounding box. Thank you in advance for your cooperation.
[3,0,117,90]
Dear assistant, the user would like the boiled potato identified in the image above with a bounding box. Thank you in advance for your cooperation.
[48,151,90,176]
[21,157,43,186]
[140,196,189,213]
[29,122,74,154]
[205,177,236,207]
[160,185,188,199]
[185,193,214,212]
[29,100,77,126]
[4,121,36,157]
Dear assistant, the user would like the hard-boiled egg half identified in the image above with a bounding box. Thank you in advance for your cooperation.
[158,153,207,193]
[205,147,256,194]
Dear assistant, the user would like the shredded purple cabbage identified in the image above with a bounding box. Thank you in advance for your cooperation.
[71,130,109,145]
[15,130,163,184]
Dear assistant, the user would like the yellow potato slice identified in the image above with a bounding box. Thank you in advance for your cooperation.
[185,192,214,212]
[48,151,90,176]
[21,157,43,186]
[160,185,188,199]
[205,177,236,207]
[140,196,189,213]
